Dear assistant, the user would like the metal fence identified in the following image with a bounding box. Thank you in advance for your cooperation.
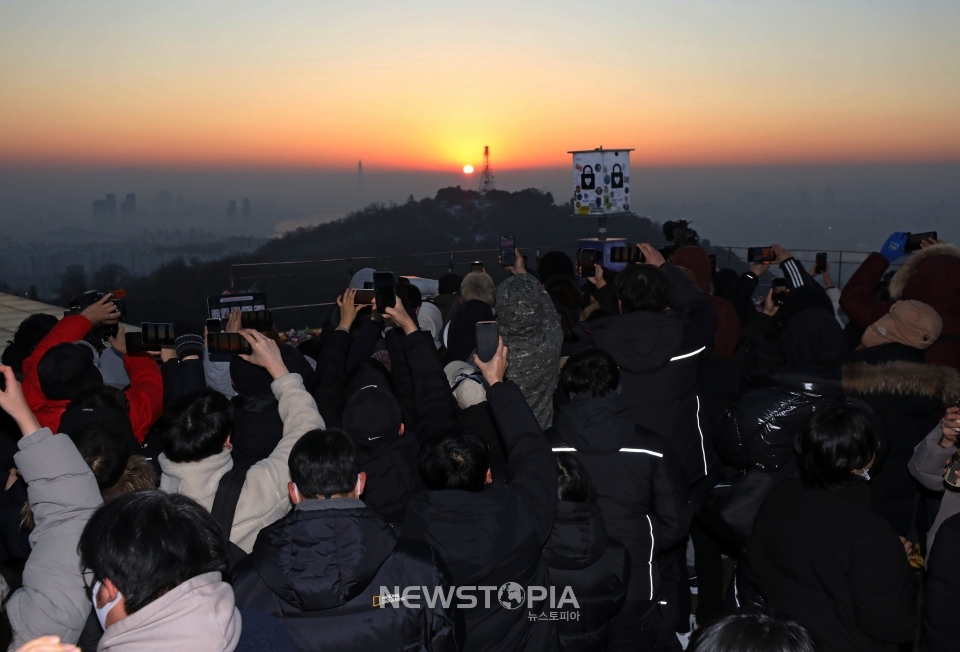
[229,245,900,314]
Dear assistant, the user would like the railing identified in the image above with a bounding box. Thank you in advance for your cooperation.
[230,245,901,315]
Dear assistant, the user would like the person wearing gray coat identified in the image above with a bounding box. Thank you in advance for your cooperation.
[0,364,103,649]
[908,406,960,556]
[496,256,563,429]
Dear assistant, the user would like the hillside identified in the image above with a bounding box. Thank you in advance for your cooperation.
[123,187,722,332]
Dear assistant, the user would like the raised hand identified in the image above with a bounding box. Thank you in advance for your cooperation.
[79,294,121,326]
[238,329,288,380]
[473,337,508,386]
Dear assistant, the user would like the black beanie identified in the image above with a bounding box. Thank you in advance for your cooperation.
[175,334,205,360]
[438,273,463,296]
[537,251,576,284]
[343,386,403,445]
[38,343,103,401]
[60,406,136,450]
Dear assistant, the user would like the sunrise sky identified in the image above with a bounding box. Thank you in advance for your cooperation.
[1,0,958,170]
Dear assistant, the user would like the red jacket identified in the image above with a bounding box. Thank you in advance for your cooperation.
[839,246,960,371]
[22,315,164,443]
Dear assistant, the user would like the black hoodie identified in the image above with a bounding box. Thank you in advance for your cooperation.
[542,501,628,652]
[403,381,559,652]
[572,263,718,484]
[547,393,692,602]
[232,499,460,651]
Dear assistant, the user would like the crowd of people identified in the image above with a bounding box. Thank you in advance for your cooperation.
[0,230,958,652]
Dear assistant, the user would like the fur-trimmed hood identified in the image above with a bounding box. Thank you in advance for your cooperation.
[843,360,960,405]
[890,243,960,301]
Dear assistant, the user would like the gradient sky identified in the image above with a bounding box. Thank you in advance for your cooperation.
[1,0,958,170]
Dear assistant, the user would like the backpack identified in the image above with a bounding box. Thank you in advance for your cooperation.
[211,463,251,563]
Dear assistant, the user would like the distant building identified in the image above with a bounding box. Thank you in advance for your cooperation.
[227,200,237,221]
[121,193,137,219]
[242,197,251,220]
[92,194,119,223]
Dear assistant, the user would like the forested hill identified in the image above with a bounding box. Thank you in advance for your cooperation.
[123,187,683,331]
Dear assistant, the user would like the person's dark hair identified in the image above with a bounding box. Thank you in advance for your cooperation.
[159,389,234,463]
[419,423,489,492]
[13,313,59,348]
[288,429,360,499]
[537,250,577,284]
[560,347,620,397]
[69,426,130,489]
[556,453,597,503]
[78,491,229,615]
[545,276,582,309]
[397,279,423,314]
[67,385,130,413]
[615,265,671,313]
[795,405,877,490]
[688,611,818,652]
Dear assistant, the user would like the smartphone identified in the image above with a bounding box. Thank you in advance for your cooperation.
[815,252,827,274]
[577,248,598,278]
[101,322,119,340]
[373,271,396,313]
[771,278,788,306]
[240,309,273,331]
[206,318,222,334]
[500,236,516,267]
[141,323,175,347]
[747,247,776,264]
[354,289,375,305]
[476,321,499,363]
[470,261,484,273]
[124,332,155,353]
[905,231,937,253]
[207,332,252,355]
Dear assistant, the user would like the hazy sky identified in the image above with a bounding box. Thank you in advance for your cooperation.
[1,0,958,170]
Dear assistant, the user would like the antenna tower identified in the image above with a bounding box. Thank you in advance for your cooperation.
[478,146,494,195]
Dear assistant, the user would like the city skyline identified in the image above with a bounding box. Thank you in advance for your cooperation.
[1,1,958,170]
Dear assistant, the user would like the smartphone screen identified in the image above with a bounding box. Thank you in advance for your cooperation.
[206,318,222,334]
[905,231,937,253]
[124,332,154,353]
[470,261,484,273]
[771,278,788,305]
[354,289,375,305]
[578,248,597,278]
[500,236,516,267]
[815,252,827,273]
[240,310,273,331]
[476,321,499,363]
[141,322,175,347]
[373,271,396,313]
[207,332,252,355]
[748,247,776,264]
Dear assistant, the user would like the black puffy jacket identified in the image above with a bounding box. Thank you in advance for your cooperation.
[547,393,693,602]
[714,372,877,478]
[923,511,960,652]
[542,501,628,652]
[842,343,959,535]
[572,264,718,485]
[403,381,559,652]
[232,499,461,652]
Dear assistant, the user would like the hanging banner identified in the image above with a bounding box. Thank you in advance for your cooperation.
[570,148,633,216]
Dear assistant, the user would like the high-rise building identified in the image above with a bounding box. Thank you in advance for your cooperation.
[242,197,251,220]
[105,194,117,219]
[227,200,237,221]
[92,193,119,223]
[121,193,137,219]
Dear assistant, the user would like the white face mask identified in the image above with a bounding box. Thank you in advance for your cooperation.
[859,469,871,482]
[92,580,123,630]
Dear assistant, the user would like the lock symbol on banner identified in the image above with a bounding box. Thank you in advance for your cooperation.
[581,165,596,190]
[611,164,624,189]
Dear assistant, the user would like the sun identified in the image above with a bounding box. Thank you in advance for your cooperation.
[463,165,474,174]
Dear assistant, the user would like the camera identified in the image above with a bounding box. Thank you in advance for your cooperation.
[66,290,126,339]
[661,220,699,247]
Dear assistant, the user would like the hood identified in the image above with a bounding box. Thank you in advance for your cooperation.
[890,243,960,301]
[672,246,712,294]
[99,572,240,652]
[543,501,608,571]
[555,393,636,453]
[418,302,444,348]
[843,360,960,405]
[405,487,516,585]
[252,503,396,612]
[497,273,559,339]
[580,312,683,374]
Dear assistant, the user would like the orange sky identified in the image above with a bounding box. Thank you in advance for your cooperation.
[2,1,959,170]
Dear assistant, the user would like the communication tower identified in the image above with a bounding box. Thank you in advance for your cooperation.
[478,146,494,195]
